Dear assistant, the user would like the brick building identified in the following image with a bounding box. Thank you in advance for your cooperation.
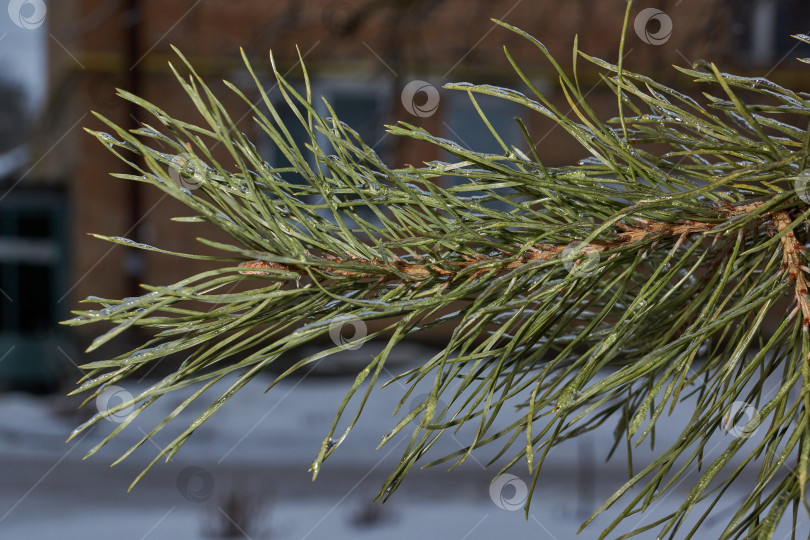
[1,0,809,388]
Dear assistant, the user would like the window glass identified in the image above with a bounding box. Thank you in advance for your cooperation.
[17,211,51,238]
[332,94,385,150]
[326,93,386,224]
[257,81,389,227]
[258,100,312,186]
[0,203,62,336]
[17,263,52,333]
[444,92,521,156]
[775,0,810,59]
[443,93,523,212]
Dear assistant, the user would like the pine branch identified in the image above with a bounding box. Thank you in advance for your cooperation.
[62,19,810,540]
[238,199,771,280]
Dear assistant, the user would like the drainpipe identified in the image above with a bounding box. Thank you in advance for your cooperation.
[124,0,144,297]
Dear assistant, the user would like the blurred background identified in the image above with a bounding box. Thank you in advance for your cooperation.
[0,1,809,538]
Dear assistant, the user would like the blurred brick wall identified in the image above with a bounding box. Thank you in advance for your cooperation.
[32,0,809,345]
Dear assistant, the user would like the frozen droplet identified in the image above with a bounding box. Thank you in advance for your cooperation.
[97,132,117,146]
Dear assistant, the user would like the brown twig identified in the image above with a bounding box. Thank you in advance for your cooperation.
[773,210,810,329]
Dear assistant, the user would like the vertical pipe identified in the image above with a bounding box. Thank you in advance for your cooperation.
[124,0,143,297]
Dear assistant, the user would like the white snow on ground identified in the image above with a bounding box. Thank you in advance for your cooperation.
[0,350,806,539]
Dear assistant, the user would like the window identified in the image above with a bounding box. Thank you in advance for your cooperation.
[0,192,65,335]
[774,0,810,60]
[256,78,391,225]
[736,0,810,65]
[443,92,522,156]
[257,78,390,174]
[442,91,524,212]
